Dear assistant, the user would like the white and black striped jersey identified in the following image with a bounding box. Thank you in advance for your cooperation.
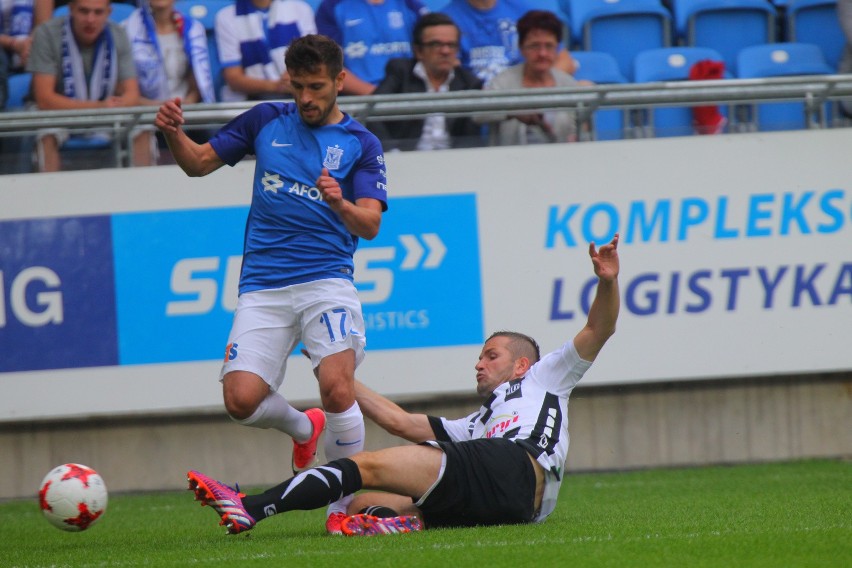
[428,340,591,522]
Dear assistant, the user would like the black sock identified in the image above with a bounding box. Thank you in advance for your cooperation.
[242,458,362,521]
[359,505,400,518]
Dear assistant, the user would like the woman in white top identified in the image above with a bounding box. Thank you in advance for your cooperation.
[124,0,216,105]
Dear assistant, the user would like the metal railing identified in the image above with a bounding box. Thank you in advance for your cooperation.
[2,74,851,168]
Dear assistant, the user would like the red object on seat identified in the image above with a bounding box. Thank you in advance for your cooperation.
[689,60,727,134]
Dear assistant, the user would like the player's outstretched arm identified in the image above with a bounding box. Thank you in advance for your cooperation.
[573,233,620,362]
[154,98,224,177]
[354,380,435,443]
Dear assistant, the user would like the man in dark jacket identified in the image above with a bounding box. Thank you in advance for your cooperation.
[369,12,483,151]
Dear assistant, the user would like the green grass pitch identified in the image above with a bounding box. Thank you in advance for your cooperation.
[2,459,849,567]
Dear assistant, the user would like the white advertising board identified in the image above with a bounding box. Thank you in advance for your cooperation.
[1,128,850,421]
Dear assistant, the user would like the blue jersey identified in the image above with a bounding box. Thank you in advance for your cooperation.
[441,0,537,84]
[210,102,388,295]
[316,0,428,85]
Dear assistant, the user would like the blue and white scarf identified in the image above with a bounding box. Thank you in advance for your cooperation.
[60,15,116,100]
[2,0,33,68]
[233,0,305,80]
[123,5,216,103]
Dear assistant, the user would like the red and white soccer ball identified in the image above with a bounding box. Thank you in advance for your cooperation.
[38,463,108,532]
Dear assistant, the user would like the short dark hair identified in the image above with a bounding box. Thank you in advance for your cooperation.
[285,34,344,78]
[487,331,541,363]
[413,12,460,45]
[517,10,563,46]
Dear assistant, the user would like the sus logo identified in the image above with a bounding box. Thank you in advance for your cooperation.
[224,342,238,362]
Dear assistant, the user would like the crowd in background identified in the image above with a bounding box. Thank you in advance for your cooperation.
[0,0,850,172]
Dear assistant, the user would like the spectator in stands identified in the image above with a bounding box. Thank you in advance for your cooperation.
[214,0,315,102]
[27,0,152,171]
[123,0,216,105]
[316,0,429,95]
[475,9,579,146]
[839,0,852,117]
[440,0,574,85]
[1,0,54,108]
[369,12,483,151]
[1,0,53,72]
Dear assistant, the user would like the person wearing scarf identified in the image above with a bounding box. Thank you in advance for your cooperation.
[1,0,55,71]
[26,0,149,171]
[214,0,316,102]
[123,0,215,104]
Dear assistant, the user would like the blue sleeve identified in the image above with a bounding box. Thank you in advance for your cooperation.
[209,103,284,166]
[350,128,389,211]
[315,0,342,44]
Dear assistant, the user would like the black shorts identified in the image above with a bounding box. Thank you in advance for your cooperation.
[416,438,537,529]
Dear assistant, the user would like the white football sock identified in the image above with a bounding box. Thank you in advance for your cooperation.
[235,391,313,440]
[323,403,364,519]
[323,401,365,461]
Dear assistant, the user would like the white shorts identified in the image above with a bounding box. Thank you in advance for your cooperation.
[220,278,366,390]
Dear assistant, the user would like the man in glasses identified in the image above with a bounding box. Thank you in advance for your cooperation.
[369,12,484,151]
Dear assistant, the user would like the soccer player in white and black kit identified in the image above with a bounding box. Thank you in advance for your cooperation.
[187,234,620,536]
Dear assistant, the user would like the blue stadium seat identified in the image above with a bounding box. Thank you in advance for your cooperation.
[5,72,31,111]
[786,0,844,70]
[671,0,777,76]
[570,51,628,140]
[633,46,729,136]
[567,0,672,80]
[109,2,136,22]
[736,42,834,130]
[174,0,233,31]
[53,2,136,23]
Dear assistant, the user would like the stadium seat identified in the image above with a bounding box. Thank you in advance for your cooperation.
[566,0,672,80]
[302,0,324,12]
[633,47,729,136]
[53,1,136,22]
[174,0,232,31]
[5,72,31,111]
[786,0,845,70]
[570,51,628,140]
[671,0,777,76]
[736,42,834,130]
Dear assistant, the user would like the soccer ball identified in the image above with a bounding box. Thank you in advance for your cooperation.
[38,463,108,532]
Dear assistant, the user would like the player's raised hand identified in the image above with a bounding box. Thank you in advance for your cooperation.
[154,97,184,134]
[589,233,619,281]
[316,167,343,207]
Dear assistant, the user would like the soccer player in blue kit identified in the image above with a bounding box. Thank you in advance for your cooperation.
[154,34,388,534]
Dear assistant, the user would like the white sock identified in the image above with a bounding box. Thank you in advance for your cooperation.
[323,402,365,519]
[235,391,313,440]
[323,401,365,461]
[327,494,353,516]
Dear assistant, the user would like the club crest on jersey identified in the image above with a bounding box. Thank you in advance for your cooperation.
[387,11,404,28]
[323,145,344,170]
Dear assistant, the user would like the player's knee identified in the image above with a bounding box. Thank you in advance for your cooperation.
[222,387,263,421]
[222,372,268,420]
[350,451,384,487]
[224,395,258,421]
